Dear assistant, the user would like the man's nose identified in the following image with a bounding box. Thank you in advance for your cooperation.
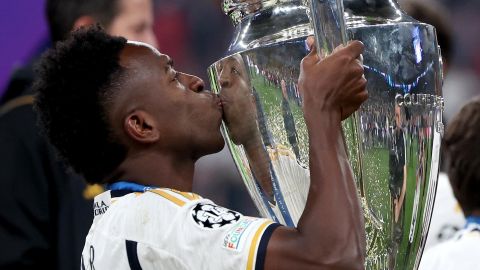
[219,71,231,88]
[187,74,205,93]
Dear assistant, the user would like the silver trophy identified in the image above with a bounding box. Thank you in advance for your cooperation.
[208,0,444,269]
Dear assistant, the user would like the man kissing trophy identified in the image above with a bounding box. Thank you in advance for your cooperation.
[208,0,444,269]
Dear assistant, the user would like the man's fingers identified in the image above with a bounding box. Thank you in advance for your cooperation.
[301,36,319,65]
[332,43,345,54]
[306,36,318,58]
[352,60,365,77]
[357,53,364,64]
[340,85,368,120]
[348,77,368,101]
[344,40,364,59]
[350,75,367,91]
[306,36,315,50]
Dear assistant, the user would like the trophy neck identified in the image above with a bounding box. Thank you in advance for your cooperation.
[343,0,415,27]
[223,0,311,54]
[223,0,301,25]
[221,0,419,54]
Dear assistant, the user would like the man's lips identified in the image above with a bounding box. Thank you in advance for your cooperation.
[213,94,224,110]
[217,94,229,105]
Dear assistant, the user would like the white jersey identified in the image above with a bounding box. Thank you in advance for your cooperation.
[81,188,279,270]
[419,223,480,270]
[424,173,465,249]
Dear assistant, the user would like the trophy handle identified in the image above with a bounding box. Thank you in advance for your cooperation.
[307,0,348,57]
[307,0,386,240]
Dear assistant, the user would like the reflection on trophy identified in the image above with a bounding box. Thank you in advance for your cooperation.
[209,0,444,269]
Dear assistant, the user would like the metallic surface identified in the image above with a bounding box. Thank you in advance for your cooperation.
[308,0,347,56]
[208,0,443,269]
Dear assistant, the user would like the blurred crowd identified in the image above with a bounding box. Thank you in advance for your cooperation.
[1,0,480,269]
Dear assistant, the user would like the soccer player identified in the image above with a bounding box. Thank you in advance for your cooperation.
[34,26,367,269]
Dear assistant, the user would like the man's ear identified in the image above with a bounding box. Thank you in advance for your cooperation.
[124,111,160,143]
[72,16,96,30]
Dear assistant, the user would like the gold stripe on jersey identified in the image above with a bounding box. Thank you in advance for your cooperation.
[110,192,142,204]
[149,189,187,207]
[246,220,273,270]
[191,193,201,200]
[168,189,201,201]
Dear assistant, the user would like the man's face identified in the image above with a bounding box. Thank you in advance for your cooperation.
[116,42,224,157]
[108,0,158,47]
[217,54,259,145]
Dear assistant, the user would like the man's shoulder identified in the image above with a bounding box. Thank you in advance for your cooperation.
[99,188,259,233]
[97,189,210,225]
[0,94,49,154]
[0,63,35,105]
[421,227,480,269]
[0,94,37,132]
[88,189,278,270]
[0,94,35,119]
[146,188,206,207]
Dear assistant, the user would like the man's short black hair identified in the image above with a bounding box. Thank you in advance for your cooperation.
[47,0,121,42]
[444,98,480,216]
[34,25,128,184]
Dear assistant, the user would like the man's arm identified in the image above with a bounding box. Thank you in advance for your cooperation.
[264,40,367,270]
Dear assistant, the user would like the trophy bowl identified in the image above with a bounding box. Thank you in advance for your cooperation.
[208,0,444,269]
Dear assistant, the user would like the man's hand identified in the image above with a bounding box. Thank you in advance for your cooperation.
[264,37,367,270]
[299,37,368,121]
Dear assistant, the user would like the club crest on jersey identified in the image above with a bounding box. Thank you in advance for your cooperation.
[191,203,241,229]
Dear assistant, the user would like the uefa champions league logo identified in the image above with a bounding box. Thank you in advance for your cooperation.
[192,203,241,229]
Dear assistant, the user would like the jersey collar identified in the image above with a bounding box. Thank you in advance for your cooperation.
[465,216,480,228]
[106,181,155,198]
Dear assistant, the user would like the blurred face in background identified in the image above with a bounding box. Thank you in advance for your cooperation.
[108,0,158,48]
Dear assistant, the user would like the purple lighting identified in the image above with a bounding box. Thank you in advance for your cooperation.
[0,0,48,96]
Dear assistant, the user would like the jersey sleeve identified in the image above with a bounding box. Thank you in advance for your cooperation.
[178,200,280,270]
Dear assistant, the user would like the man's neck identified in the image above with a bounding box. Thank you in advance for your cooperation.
[112,151,195,192]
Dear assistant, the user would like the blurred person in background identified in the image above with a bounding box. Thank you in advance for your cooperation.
[420,97,480,270]
[0,0,156,269]
[437,0,480,124]
[1,0,157,105]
